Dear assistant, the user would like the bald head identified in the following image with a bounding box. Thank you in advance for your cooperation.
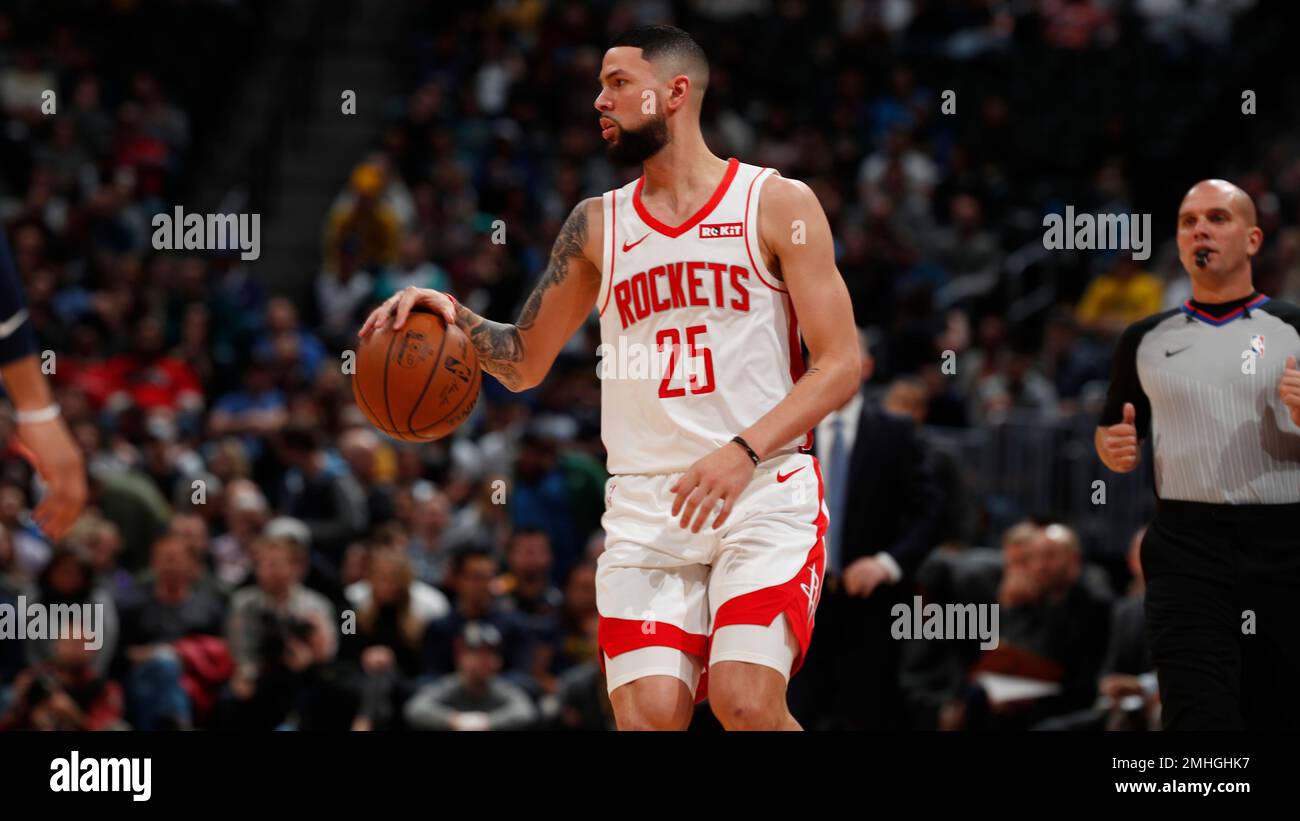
[1183,179,1256,227]
[1176,178,1264,280]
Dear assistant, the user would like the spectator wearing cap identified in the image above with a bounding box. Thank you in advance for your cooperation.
[322,162,402,273]
[420,545,532,684]
[404,620,537,731]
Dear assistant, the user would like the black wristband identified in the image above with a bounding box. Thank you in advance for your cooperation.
[730,435,760,466]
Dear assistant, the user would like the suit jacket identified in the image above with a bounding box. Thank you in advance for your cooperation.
[834,398,946,579]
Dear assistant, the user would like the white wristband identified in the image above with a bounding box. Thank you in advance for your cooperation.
[15,403,60,423]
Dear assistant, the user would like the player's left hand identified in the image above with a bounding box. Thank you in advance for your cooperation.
[842,556,892,598]
[1279,355,1300,427]
[13,416,87,540]
[670,442,756,532]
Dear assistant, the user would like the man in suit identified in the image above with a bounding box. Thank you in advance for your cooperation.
[791,340,947,730]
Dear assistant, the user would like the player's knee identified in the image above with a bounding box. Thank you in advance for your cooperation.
[612,678,693,730]
[708,667,788,730]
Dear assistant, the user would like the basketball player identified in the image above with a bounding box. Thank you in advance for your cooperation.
[0,227,86,539]
[360,26,860,730]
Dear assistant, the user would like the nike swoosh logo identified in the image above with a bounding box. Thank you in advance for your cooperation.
[1165,346,1191,357]
[0,308,29,340]
[622,233,651,253]
[776,466,806,483]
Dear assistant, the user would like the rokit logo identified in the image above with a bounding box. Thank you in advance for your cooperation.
[50,751,151,802]
[699,222,743,238]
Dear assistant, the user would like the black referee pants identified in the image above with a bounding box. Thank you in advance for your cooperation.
[1142,500,1300,730]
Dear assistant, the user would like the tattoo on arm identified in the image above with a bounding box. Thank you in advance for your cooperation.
[451,202,590,391]
[795,366,822,385]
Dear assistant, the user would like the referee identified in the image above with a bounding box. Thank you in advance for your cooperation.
[1097,179,1300,730]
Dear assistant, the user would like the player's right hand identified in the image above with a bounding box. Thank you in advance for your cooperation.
[358,286,457,339]
[1101,402,1139,473]
[13,416,87,540]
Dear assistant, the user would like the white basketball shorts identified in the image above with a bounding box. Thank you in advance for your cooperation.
[596,451,827,701]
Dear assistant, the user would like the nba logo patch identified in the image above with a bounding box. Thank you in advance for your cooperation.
[1250,334,1265,357]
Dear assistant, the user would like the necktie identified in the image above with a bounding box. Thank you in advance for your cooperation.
[827,411,850,574]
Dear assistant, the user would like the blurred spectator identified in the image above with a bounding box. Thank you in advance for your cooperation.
[81,317,203,420]
[119,534,227,729]
[421,545,532,680]
[0,633,125,731]
[251,298,328,384]
[338,427,396,532]
[405,621,537,731]
[316,237,374,350]
[1075,254,1164,339]
[209,479,270,590]
[341,546,443,730]
[372,232,451,301]
[24,546,119,678]
[225,535,342,730]
[207,357,288,462]
[273,425,368,588]
[0,482,51,583]
[322,163,402,273]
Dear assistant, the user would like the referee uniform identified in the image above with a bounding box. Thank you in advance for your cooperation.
[1101,290,1300,730]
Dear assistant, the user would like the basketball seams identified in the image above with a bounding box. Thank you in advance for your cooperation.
[410,330,480,435]
[381,328,401,434]
[403,313,450,437]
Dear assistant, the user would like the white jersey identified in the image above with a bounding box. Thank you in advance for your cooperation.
[596,158,812,475]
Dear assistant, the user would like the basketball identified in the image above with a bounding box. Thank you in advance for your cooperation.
[352,308,481,441]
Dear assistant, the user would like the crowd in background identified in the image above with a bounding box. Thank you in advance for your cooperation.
[0,0,1292,730]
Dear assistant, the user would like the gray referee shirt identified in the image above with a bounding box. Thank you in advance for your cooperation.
[1100,291,1300,503]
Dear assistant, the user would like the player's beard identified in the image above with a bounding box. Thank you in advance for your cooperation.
[606,114,670,165]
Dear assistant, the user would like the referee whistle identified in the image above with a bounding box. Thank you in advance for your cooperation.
[1195,250,1209,268]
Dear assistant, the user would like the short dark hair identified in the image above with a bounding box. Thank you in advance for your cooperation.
[450,542,498,576]
[608,25,709,91]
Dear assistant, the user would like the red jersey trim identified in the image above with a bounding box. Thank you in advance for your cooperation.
[743,168,788,293]
[784,294,814,450]
[598,192,617,317]
[598,617,710,661]
[633,157,739,239]
[712,456,828,676]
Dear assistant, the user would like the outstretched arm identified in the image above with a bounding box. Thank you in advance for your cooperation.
[359,198,604,391]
